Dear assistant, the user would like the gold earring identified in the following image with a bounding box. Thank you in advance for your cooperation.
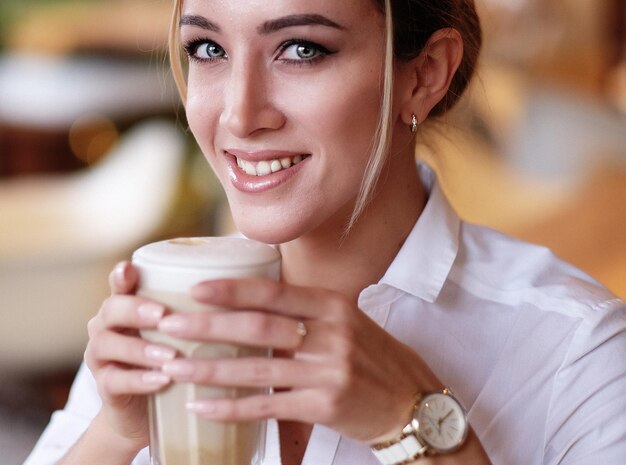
[411,114,418,134]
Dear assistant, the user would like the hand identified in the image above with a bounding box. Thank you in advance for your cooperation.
[157,278,442,443]
[83,261,174,451]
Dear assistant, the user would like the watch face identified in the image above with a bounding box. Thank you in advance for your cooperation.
[416,392,467,453]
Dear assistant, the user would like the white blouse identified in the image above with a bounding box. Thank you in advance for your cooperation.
[24,163,626,465]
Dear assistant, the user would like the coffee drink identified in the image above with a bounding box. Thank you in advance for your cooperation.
[133,237,281,465]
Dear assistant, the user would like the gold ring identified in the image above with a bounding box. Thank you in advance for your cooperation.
[296,321,308,338]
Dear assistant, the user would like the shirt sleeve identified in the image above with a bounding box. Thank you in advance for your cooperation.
[543,299,626,465]
[22,363,150,465]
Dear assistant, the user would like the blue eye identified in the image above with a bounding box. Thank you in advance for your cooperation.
[278,40,334,64]
[282,43,320,60]
[197,43,226,59]
[184,40,227,62]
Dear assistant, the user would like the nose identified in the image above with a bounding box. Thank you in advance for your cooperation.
[220,60,285,138]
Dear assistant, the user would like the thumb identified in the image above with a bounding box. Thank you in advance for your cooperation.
[108,261,139,295]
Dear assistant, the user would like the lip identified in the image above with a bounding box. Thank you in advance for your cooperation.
[224,149,310,194]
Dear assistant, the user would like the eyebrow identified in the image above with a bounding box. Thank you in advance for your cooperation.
[180,15,220,32]
[179,14,345,34]
[257,14,345,34]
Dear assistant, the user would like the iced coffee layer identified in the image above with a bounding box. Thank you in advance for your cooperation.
[141,288,268,465]
[150,384,264,465]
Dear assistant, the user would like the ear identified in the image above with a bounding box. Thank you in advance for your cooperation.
[397,28,464,127]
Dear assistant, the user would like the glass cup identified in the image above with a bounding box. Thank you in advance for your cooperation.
[132,237,281,465]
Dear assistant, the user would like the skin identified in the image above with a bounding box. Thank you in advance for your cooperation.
[184,0,399,246]
[60,1,491,464]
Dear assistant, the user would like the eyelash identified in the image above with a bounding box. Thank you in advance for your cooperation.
[182,38,335,66]
[183,39,224,64]
[277,38,335,66]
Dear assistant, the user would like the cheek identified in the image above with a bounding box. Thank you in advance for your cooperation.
[185,85,227,173]
[303,66,383,168]
[186,88,214,145]
[185,66,227,135]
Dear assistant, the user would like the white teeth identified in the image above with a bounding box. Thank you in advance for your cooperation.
[236,154,306,176]
[270,160,282,173]
[256,161,271,176]
[242,160,257,176]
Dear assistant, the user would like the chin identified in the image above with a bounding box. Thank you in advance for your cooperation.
[227,195,349,245]
[233,215,303,246]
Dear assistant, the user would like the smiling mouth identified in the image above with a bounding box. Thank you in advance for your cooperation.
[234,154,309,176]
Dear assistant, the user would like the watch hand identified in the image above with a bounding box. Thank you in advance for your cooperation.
[427,417,440,434]
[438,410,453,426]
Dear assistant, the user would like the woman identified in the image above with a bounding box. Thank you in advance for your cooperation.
[25,1,626,464]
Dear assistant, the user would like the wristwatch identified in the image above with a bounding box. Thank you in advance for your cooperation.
[371,388,468,465]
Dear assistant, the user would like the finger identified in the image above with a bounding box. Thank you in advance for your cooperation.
[94,295,167,333]
[158,311,307,350]
[186,389,327,424]
[109,261,139,295]
[87,331,177,369]
[191,278,346,321]
[99,366,171,397]
[162,357,332,388]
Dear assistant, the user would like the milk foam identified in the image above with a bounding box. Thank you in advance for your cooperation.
[132,237,281,292]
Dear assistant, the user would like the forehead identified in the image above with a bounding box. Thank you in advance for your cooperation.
[181,0,382,28]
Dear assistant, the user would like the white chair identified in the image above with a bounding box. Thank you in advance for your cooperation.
[0,120,185,374]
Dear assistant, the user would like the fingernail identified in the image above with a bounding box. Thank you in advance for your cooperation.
[162,360,195,378]
[187,400,216,415]
[159,315,188,334]
[114,262,130,284]
[138,302,166,323]
[144,344,176,362]
[191,282,218,301]
[142,372,171,385]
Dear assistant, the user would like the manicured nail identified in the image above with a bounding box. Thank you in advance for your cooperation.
[162,360,195,378]
[138,302,166,323]
[191,282,218,301]
[158,315,189,334]
[113,262,130,284]
[187,400,217,415]
[142,372,171,385]
[144,344,176,362]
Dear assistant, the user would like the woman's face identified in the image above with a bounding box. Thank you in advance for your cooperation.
[182,0,388,243]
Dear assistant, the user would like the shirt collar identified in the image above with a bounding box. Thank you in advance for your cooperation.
[379,162,461,303]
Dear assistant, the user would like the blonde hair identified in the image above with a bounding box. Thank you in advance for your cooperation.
[349,0,395,232]
[169,0,186,101]
[168,0,397,232]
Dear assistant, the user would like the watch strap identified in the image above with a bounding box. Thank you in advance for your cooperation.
[371,427,428,465]
[370,394,427,465]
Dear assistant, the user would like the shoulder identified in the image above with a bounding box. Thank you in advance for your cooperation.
[451,221,626,387]
[448,224,626,463]
[450,221,621,319]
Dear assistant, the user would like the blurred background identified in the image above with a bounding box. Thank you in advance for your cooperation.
[0,0,624,463]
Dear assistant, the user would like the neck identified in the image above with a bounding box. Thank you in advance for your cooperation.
[279,149,425,302]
